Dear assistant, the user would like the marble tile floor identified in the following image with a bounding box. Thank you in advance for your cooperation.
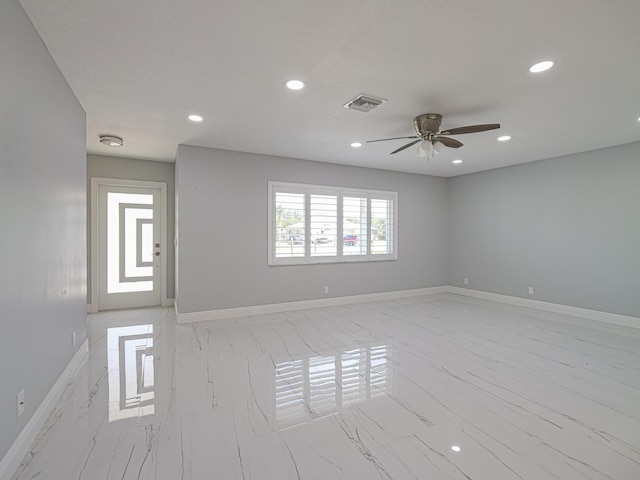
[12,293,640,479]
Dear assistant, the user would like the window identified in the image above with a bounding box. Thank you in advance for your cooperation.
[268,181,397,265]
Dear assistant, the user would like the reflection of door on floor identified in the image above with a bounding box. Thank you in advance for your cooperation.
[93,180,165,311]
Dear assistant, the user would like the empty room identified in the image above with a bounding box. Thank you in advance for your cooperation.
[1,1,639,479]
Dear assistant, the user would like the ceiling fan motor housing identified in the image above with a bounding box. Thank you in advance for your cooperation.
[414,113,442,136]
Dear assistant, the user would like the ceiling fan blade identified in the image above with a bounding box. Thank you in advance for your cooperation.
[366,135,419,143]
[435,136,463,148]
[439,123,500,135]
[390,139,422,154]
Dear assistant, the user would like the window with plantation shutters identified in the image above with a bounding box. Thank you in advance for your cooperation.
[310,194,337,257]
[370,198,394,256]
[343,195,367,257]
[268,181,397,265]
[274,191,305,259]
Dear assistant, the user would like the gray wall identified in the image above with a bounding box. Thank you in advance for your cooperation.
[449,142,640,317]
[87,154,176,301]
[0,0,87,461]
[175,145,449,313]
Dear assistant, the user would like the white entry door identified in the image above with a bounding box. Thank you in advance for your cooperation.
[96,182,164,310]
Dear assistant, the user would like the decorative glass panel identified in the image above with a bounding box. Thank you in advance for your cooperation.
[107,192,154,293]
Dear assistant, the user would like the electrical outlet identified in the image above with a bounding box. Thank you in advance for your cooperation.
[463,278,469,285]
[17,389,25,418]
[72,331,77,347]
[528,286,534,295]
[324,286,329,294]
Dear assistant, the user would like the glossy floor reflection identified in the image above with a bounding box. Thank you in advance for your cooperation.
[12,294,640,479]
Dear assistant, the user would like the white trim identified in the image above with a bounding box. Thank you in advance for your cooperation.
[90,178,168,311]
[175,287,448,324]
[0,340,89,480]
[447,287,640,329]
[175,286,639,328]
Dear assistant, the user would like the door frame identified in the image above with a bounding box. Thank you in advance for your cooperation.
[90,177,168,312]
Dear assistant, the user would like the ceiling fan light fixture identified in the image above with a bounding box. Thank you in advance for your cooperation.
[498,135,512,142]
[99,135,123,147]
[350,142,362,148]
[529,60,554,73]
[417,141,429,157]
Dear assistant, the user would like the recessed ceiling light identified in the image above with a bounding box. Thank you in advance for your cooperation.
[451,446,461,452]
[498,135,512,142]
[99,135,123,147]
[286,80,304,90]
[188,114,203,122]
[452,159,463,164]
[351,142,362,148]
[529,60,554,73]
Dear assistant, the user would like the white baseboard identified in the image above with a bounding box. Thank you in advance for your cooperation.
[162,297,175,308]
[447,287,640,329]
[175,286,639,329]
[0,340,89,480]
[176,287,448,324]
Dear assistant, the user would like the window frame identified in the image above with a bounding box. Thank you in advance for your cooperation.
[268,181,398,266]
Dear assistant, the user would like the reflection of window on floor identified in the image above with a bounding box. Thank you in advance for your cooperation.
[275,345,391,427]
[107,325,154,422]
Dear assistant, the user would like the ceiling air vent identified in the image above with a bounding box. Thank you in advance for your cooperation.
[343,94,387,113]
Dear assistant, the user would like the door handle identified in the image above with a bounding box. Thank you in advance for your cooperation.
[155,252,160,256]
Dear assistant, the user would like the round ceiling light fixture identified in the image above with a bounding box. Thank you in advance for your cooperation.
[188,114,204,122]
[286,79,305,90]
[99,135,123,147]
[451,445,461,452]
[498,135,512,142]
[529,60,554,73]
[452,159,463,164]
[351,142,362,148]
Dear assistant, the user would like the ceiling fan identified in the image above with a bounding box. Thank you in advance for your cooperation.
[367,113,500,157]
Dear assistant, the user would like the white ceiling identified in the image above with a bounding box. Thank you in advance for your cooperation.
[20,0,640,177]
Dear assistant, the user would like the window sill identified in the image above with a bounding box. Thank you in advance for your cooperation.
[268,256,397,266]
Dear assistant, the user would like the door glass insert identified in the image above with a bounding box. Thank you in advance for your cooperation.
[107,192,154,293]
[140,222,153,264]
